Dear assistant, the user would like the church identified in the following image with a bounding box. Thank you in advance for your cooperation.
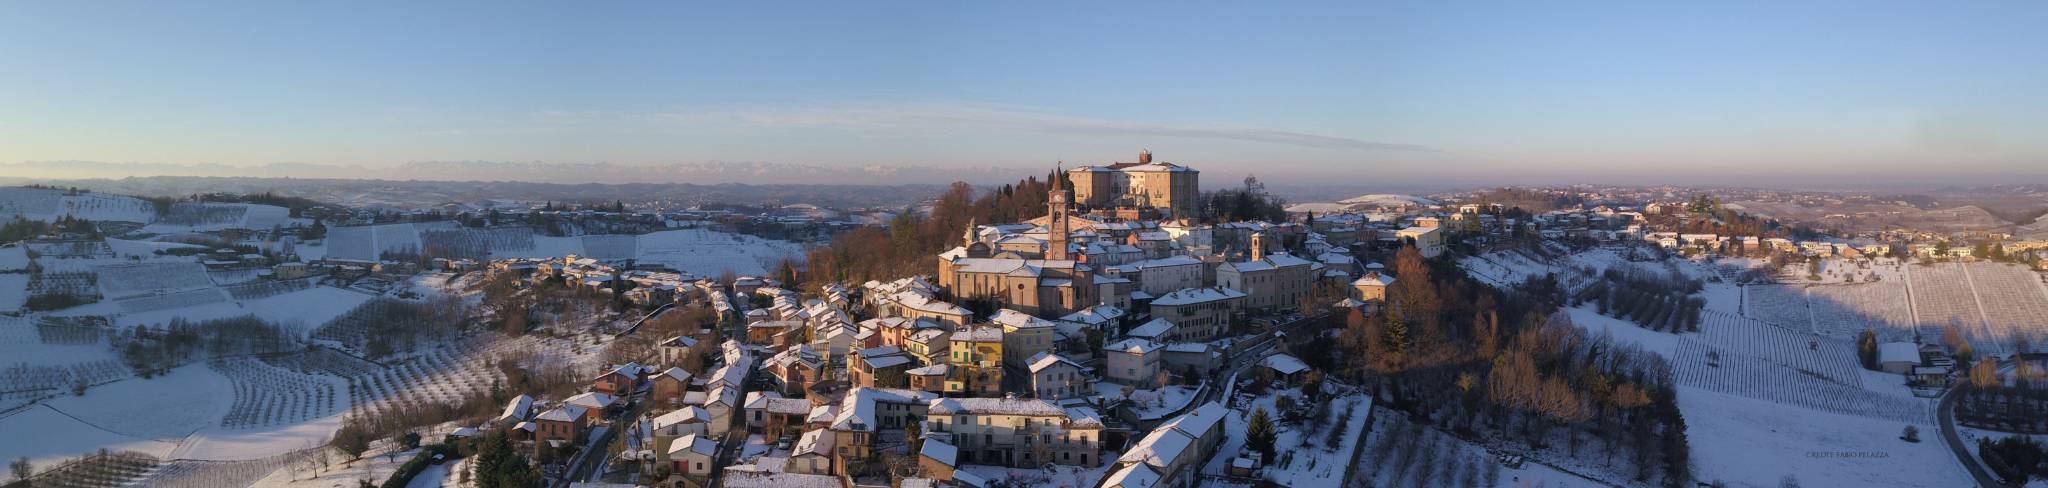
[936,167,1101,318]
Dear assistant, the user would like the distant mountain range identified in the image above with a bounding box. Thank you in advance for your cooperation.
[0,160,1037,186]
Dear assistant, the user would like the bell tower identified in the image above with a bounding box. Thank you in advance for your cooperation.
[1047,165,1072,261]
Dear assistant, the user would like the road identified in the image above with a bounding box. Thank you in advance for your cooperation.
[557,394,651,487]
[1937,383,2006,488]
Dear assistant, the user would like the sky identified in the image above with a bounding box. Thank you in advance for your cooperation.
[3,1,2046,187]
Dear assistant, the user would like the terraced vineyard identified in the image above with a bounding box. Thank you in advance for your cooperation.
[1697,310,1863,387]
[347,341,501,419]
[222,278,313,300]
[1909,262,2003,355]
[209,357,344,429]
[1742,284,1812,330]
[1962,262,2048,354]
[20,450,159,488]
[114,288,228,314]
[126,453,307,488]
[1674,340,1933,424]
[94,262,214,298]
[1806,282,1914,341]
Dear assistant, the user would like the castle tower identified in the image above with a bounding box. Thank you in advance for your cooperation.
[1138,149,1152,164]
[1047,165,1072,261]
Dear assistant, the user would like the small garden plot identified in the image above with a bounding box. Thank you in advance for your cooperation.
[95,261,214,298]
[1696,311,1863,387]
[1673,340,1933,424]
[209,357,346,430]
[115,288,229,314]
[1908,263,2006,356]
[1963,262,2048,354]
[1806,283,1915,341]
[223,278,313,300]
[1742,284,1813,331]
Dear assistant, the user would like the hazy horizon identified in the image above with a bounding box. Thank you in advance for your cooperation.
[6,2,2047,187]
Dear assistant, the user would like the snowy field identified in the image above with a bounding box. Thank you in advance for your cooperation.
[0,187,156,223]
[0,273,26,313]
[97,261,216,298]
[142,203,291,233]
[1681,386,1967,488]
[1673,340,1932,424]
[40,363,235,439]
[1735,260,2048,357]
[0,405,179,479]
[497,228,804,277]
[325,223,428,261]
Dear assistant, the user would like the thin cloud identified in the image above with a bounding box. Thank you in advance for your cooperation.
[671,102,1434,152]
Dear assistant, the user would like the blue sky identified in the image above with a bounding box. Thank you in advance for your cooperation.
[3,1,2045,185]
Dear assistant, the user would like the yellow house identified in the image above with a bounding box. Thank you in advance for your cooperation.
[945,326,1004,396]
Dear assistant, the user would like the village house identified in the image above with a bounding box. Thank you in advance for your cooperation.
[1149,287,1246,342]
[1215,233,1319,313]
[1028,352,1089,400]
[1105,338,1165,387]
[925,397,1104,468]
[651,367,693,406]
[946,326,1005,397]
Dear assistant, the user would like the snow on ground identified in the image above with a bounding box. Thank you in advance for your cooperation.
[0,273,26,313]
[1344,409,1601,488]
[495,228,803,277]
[1207,389,1374,487]
[141,203,290,233]
[238,286,377,339]
[633,229,803,277]
[0,245,29,271]
[105,238,208,258]
[40,363,235,440]
[1565,305,1679,358]
[0,404,178,479]
[175,412,348,461]
[1679,386,1967,488]
[0,187,155,223]
[250,443,417,488]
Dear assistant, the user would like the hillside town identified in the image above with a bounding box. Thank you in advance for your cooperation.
[6,153,2048,488]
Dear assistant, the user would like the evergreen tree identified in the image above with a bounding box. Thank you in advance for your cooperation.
[1246,408,1278,463]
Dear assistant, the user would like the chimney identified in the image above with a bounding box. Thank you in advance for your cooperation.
[1250,232,1266,261]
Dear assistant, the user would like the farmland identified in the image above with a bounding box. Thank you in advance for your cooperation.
[1735,260,2048,357]
[1672,340,1932,424]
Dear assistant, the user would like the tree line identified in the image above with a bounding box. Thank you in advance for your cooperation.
[1322,246,1692,486]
